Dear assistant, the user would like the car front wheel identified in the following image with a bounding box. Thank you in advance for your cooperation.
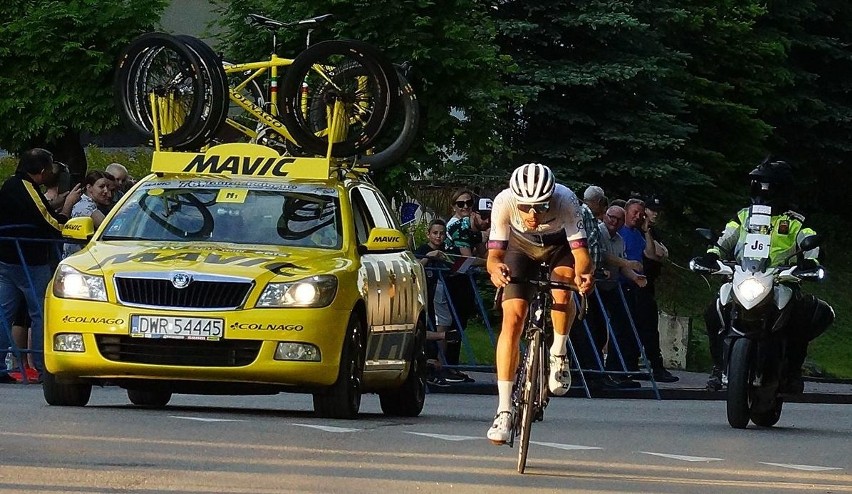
[42,372,92,407]
[313,313,365,419]
[379,317,426,417]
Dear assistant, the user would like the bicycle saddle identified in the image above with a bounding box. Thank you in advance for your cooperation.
[246,13,334,31]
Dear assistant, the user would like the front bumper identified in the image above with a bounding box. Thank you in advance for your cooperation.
[44,297,350,387]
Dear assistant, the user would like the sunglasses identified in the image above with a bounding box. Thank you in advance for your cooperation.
[606,213,624,221]
[454,199,474,208]
[518,202,551,214]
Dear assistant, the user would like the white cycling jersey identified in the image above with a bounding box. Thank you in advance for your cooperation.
[488,183,586,249]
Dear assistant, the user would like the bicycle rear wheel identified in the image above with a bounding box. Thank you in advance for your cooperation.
[280,40,393,157]
[114,32,208,150]
[517,329,542,474]
[345,67,420,170]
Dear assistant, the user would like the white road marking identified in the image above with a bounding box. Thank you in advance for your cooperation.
[531,441,602,451]
[170,416,243,422]
[405,432,481,441]
[641,452,723,462]
[292,424,361,433]
[760,462,842,472]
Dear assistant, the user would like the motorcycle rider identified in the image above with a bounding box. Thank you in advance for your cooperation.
[700,158,834,393]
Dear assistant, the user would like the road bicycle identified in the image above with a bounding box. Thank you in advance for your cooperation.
[219,14,421,169]
[115,14,409,163]
[506,262,585,474]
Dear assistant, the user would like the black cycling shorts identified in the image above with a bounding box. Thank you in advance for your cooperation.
[503,229,575,302]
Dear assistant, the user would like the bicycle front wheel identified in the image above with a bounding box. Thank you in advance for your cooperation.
[280,40,393,157]
[517,329,542,474]
[114,32,208,150]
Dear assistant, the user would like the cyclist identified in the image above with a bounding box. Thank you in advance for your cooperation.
[485,162,594,444]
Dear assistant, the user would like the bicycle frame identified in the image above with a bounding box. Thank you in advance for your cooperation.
[509,263,583,473]
[223,55,298,143]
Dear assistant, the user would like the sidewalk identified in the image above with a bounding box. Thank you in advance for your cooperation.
[429,369,852,404]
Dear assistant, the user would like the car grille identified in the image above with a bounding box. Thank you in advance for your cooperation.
[115,277,252,309]
[96,335,261,367]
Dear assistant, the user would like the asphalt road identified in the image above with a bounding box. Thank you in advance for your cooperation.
[0,383,849,493]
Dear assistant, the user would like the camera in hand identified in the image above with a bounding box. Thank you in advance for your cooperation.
[56,162,72,194]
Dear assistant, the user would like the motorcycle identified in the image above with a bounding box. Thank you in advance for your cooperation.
[690,204,825,429]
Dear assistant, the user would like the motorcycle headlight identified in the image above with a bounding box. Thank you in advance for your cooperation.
[52,264,107,301]
[257,275,338,308]
[737,277,770,303]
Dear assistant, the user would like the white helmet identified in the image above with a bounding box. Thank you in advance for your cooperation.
[510,162,555,203]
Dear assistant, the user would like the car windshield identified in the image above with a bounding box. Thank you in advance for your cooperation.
[101,179,342,249]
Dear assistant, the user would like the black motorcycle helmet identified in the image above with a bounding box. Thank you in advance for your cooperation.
[749,157,793,209]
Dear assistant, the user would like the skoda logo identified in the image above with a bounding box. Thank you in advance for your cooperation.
[171,272,193,289]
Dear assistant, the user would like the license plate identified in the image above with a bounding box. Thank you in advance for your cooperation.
[130,315,224,341]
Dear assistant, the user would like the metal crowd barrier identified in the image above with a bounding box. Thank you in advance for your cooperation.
[0,226,79,385]
[422,264,661,399]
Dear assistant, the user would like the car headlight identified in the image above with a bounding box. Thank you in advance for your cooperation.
[737,277,770,303]
[257,275,338,308]
[52,265,107,301]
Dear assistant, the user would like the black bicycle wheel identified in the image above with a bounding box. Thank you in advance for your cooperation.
[280,40,393,157]
[517,329,541,474]
[348,67,420,170]
[114,32,208,150]
[176,35,229,150]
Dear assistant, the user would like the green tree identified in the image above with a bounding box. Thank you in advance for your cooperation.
[0,0,167,177]
[492,1,694,202]
[760,0,852,226]
[654,0,791,223]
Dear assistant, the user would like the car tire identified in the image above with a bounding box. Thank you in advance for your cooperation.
[42,371,92,407]
[379,316,426,417]
[313,313,365,419]
[127,388,172,408]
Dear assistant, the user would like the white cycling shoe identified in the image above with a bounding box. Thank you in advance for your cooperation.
[487,411,513,445]
[548,354,571,396]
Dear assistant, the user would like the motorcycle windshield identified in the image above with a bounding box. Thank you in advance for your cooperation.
[740,204,772,273]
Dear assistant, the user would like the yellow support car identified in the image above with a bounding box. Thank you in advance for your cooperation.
[44,143,428,418]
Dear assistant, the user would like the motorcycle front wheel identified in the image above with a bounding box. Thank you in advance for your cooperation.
[751,397,784,427]
[727,337,754,429]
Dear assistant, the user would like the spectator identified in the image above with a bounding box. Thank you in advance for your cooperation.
[105,162,134,202]
[64,170,114,258]
[414,219,459,379]
[442,189,483,383]
[583,185,608,222]
[9,307,39,383]
[97,171,118,215]
[618,198,678,383]
[0,148,81,382]
[569,185,608,389]
[445,189,479,256]
[471,197,492,258]
[631,195,678,383]
[599,206,644,388]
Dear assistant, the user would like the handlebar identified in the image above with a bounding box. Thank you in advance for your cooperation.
[503,275,588,320]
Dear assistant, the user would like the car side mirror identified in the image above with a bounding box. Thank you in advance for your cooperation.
[359,227,408,254]
[62,217,95,240]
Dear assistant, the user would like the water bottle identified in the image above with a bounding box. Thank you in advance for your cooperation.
[5,348,15,371]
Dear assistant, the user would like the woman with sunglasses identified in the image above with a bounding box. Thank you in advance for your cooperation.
[484,162,594,445]
[439,189,483,383]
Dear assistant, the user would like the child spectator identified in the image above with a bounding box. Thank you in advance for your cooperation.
[414,219,462,385]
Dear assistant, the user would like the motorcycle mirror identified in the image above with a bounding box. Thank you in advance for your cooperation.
[799,234,822,252]
[695,228,714,242]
